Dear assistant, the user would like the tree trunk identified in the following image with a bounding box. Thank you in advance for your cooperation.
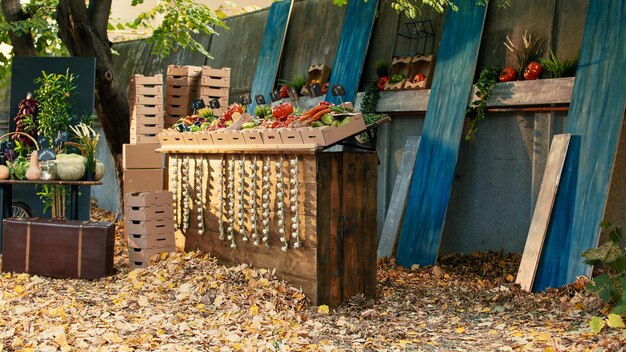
[56,0,128,218]
[1,0,37,56]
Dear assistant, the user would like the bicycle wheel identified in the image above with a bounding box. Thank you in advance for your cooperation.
[12,202,31,218]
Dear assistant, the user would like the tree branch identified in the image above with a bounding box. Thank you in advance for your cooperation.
[1,0,37,56]
[87,0,112,42]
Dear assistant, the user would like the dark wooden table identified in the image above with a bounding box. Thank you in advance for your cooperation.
[0,180,102,221]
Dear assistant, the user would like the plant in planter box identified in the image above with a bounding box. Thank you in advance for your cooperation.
[374,60,390,91]
[465,66,499,140]
[68,123,100,180]
[539,49,579,78]
[33,69,76,143]
[504,31,546,80]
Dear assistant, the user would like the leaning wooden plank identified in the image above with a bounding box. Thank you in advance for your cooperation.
[395,2,488,268]
[377,136,420,258]
[324,0,379,105]
[247,0,294,113]
[516,134,571,291]
[533,1,626,291]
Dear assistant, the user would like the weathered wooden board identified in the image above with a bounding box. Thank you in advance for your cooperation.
[534,1,626,291]
[378,136,420,258]
[247,0,293,113]
[396,2,488,267]
[324,0,379,105]
[516,134,570,291]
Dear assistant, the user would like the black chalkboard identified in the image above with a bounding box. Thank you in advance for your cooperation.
[331,84,346,97]
[54,131,69,148]
[209,98,221,109]
[269,91,280,103]
[240,94,251,105]
[38,148,56,161]
[308,83,322,98]
[190,99,205,112]
[255,94,266,105]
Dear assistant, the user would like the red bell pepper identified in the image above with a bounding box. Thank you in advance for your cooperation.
[499,67,518,82]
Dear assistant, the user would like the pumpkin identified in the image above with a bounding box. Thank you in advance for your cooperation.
[95,160,105,181]
[56,153,85,181]
[26,150,42,180]
[0,165,9,180]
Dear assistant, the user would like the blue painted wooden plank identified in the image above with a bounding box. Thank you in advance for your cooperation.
[324,0,379,105]
[248,0,293,113]
[534,0,626,291]
[396,2,487,267]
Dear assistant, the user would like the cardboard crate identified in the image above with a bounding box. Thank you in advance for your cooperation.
[306,64,331,86]
[127,231,175,249]
[167,85,197,97]
[201,67,231,79]
[123,169,164,193]
[123,143,164,169]
[130,85,163,96]
[128,246,175,269]
[403,55,435,90]
[200,76,230,88]
[167,65,202,77]
[131,123,163,135]
[167,76,200,87]
[125,217,173,235]
[199,86,228,98]
[131,104,163,115]
[125,190,173,207]
[164,116,183,127]
[130,133,160,145]
[165,95,190,106]
[131,112,162,126]
[384,56,412,91]
[125,204,173,222]
[131,94,163,105]
[131,74,163,86]
[165,105,189,116]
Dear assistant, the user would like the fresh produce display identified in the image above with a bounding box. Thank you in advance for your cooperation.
[523,61,542,80]
[498,66,518,82]
[411,73,426,83]
[389,73,406,84]
[376,77,389,91]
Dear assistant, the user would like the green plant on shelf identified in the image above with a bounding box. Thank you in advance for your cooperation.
[33,69,77,143]
[68,123,100,175]
[539,49,578,78]
[465,66,499,140]
[278,75,307,96]
[504,31,546,79]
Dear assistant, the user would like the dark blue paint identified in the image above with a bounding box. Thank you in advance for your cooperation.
[534,0,626,291]
[396,2,487,267]
[324,0,379,105]
[248,0,293,113]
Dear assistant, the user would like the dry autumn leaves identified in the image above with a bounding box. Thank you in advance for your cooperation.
[0,206,624,351]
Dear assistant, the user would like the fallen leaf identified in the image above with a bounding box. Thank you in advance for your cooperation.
[318,305,329,315]
[607,314,625,328]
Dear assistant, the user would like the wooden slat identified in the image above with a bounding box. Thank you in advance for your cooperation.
[396,2,488,268]
[361,152,378,299]
[342,153,362,300]
[516,134,570,291]
[324,0,379,105]
[247,0,294,113]
[377,136,420,258]
[534,1,626,291]
[315,154,332,305]
[328,154,343,307]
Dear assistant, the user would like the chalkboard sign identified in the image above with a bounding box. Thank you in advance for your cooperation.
[269,91,280,103]
[308,83,322,98]
[331,84,346,97]
[209,98,221,109]
[2,139,15,151]
[54,131,69,148]
[38,148,56,161]
[37,135,50,149]
[287,87,299,102]
[240,94,251,105]
[190,99,205,112]
[255,94,266,105]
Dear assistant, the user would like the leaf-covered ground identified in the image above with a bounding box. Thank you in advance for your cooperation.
[0,207,624,351]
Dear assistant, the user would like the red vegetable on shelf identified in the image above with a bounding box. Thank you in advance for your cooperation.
[377,77,389,91]
[13,93,39,146]
[321,82,329,94]
[223,103,244,121]
[523,61,542,80]
[272,102,294,120]
[412,73,426,83]
[279,85,289,99]
[498,67,518,82]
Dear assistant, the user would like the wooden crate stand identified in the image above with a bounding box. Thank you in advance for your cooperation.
[172,151,377,307]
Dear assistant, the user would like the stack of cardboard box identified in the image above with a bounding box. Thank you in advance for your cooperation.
[165,65,202,126]
[124,191,175,269]
[199,66,231,117]
[129,74,164,144]
[123,144,174,269]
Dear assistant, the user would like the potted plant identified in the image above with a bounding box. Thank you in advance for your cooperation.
[68,123,100,181]
[540,49,578,78]
[503,31,546,81]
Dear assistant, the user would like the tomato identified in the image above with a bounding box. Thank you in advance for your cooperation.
[498,67,518,82]
[279,85,289,99]
[377,76,389,91]
[318,101,332,107]
[321,82,329,94]
[223,103,243,121]
[523,61,542,80]
[412,73,426,83]
[272,102,294,120]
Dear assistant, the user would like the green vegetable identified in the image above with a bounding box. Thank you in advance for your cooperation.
[311,121,324,128]
[330,105,353,113]
[241,121,258,129]
[332,120,340,127]
[8,156,29,180]
[339,117,352,126]
[363,113,386,125]
[389,73,406,84]
[320,113,334,126]
[190,125,200,132]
